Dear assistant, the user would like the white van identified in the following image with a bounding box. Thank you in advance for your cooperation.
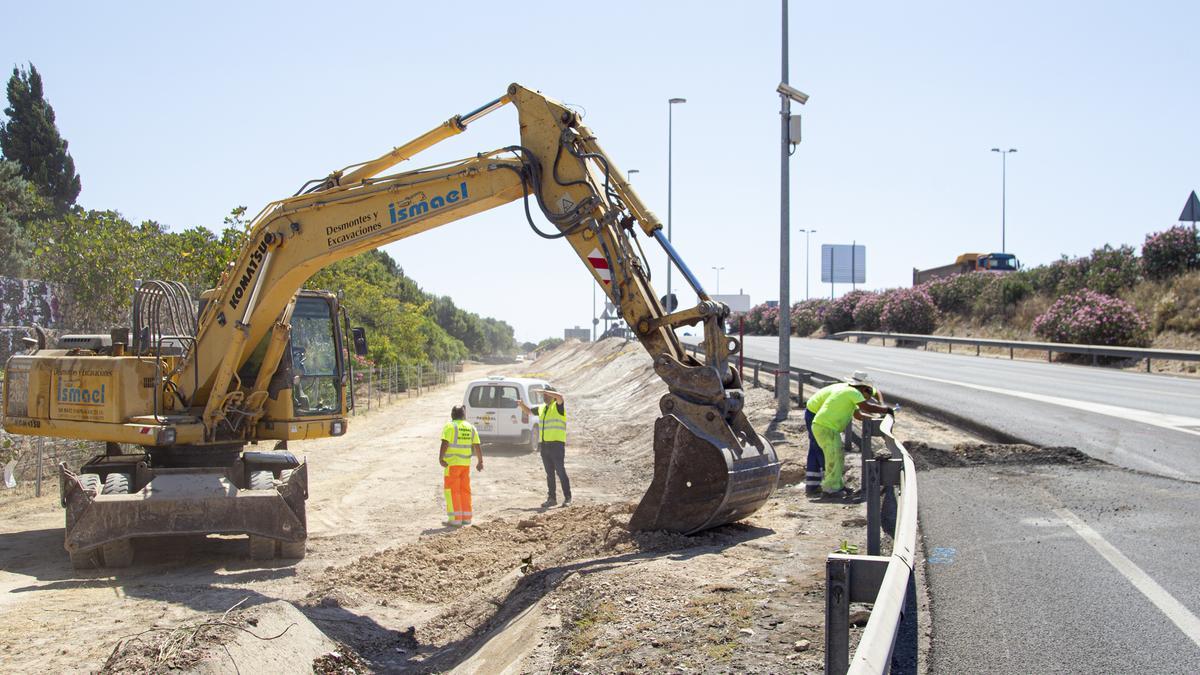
[462,376,549,450]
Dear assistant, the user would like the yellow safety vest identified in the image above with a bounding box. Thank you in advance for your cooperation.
[442,420,478,466]
[539,402,567,443]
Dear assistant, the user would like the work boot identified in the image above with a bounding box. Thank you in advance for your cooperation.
[561,497,572,507]
[541,498,557,508]
[818,488,863,504]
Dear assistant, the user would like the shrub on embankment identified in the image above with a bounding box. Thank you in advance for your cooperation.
[739,222,1199,348]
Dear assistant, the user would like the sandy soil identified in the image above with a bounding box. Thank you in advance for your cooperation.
[0,340,980,673]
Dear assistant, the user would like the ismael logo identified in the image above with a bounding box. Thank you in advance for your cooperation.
[58,383,105,406]
[389,182,469,224]
[229,237,270,310]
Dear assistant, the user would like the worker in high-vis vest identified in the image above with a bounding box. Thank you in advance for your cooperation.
[517,384,571,508]
[805,371,892,501]
[439,405,483,526]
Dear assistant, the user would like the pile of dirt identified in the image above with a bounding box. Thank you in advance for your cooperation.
[907,440,1097,470]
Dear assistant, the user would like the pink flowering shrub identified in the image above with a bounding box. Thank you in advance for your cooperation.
[852,292,889,331]
[922,273,993,314]
[745,303,780,335]
[1032,290,1149,347]
[791,299,828,336]
[880,288,937,334]
[1142,225,1199,280]
[823,290,869,334]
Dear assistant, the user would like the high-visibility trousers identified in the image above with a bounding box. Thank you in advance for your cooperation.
[443,464,473,525]
[811,423,845,493]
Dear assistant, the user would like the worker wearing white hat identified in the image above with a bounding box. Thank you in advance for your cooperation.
[804,371,893,500]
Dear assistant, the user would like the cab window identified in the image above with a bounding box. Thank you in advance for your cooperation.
[290,297,341,416]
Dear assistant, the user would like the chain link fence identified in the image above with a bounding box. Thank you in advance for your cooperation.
[1,433,103,503]
[349,360,460,414]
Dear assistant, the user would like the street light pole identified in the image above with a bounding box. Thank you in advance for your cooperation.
[667,98,687,308]
[799,228,816,300]
[991,147,1017,253]
[776,0,808,419]
[627,168,640,183]
[711,266,725,295]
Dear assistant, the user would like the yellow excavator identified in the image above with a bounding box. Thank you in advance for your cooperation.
[1,84,781,568]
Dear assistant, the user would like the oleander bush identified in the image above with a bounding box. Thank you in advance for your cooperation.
[852,292,889,331]
[922,273,993,314]
[880,287,937,335]
[745,303,780,335]
[791,299,828,336]
[1142,225,1200,281]
[1032,290,1150,347]
[822,290,868,334]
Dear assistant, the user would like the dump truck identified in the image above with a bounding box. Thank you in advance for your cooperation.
[1,83,781,568]
[912,252,1021,285]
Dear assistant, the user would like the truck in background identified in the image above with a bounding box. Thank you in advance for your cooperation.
[913,252,1020,285]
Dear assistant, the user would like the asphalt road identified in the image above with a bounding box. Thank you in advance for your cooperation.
[686,335,1200,671]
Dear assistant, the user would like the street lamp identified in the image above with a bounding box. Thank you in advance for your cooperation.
[627,168,640,183]
[990,148,1017,253]
[667,97,686,309]
[711,266,725,295]
[798,228,816,300]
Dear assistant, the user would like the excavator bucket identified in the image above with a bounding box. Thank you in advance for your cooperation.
[630,395,781,534]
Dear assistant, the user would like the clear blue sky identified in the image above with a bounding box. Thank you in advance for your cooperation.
[4,1,1197,342]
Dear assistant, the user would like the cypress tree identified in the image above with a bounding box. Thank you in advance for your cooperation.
[0,64,81,210]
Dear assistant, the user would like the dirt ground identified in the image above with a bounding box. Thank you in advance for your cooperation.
[0,339,982,673]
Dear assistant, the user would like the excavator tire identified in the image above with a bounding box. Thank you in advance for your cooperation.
[248,469,274,490]
[99,473,135,567]
[102,472,130,495]
[78,473,101,497]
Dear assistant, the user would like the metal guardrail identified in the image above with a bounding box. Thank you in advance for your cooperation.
[682,343,918,673]
[831,330,1200,372]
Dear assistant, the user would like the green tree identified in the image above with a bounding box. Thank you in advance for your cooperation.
[0,159,48,276]
[0,64,80,210]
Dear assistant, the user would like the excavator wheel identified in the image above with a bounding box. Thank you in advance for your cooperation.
[248,470,274,490]
[78,473,101,497]
[99,473,135,567]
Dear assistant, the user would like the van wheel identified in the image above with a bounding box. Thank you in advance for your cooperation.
[528,426,540,453]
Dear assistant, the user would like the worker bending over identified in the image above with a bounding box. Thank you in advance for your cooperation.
[439,405,483,526]
[805,371,892,500]
[517,385,572,508]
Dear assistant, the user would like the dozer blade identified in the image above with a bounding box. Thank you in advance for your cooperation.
[630,395,781,534]
[60,463,307,560]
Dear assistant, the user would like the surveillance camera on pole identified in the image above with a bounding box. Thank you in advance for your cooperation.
[776,82,810,105]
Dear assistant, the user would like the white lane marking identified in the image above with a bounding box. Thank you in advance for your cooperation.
[1054,507,1200,649]
[870,366,1200,440]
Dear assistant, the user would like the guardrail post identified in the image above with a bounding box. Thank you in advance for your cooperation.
[1146,357,1151,373]
[976,343,981,356]
[866,458,881,555]
[753,363,760,388]
[1010,346,1014,360]
[825,556,850,675]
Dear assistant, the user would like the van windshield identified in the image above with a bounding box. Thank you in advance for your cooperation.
[469,385,520,409]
